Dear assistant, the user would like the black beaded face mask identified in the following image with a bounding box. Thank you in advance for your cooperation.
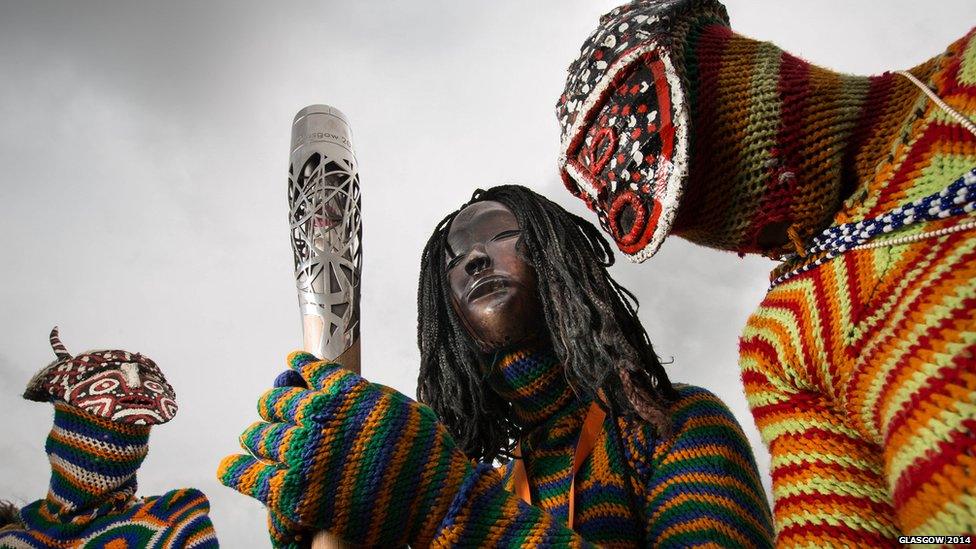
[556,0,728,262]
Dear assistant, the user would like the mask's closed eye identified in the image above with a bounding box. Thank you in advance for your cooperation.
[491,229,521,241]
[144,380,166,394]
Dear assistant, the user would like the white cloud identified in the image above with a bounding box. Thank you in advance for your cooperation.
[1,1,973,545]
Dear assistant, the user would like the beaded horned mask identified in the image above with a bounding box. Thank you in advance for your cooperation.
[24,327,178,425]
[556,0,728,261]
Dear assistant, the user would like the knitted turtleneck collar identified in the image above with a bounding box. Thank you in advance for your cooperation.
[35,402,150,529]
[487,345,587,435]
[670,24,932,255]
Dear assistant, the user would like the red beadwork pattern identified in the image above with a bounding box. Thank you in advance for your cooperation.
[562,50,677,255]
[24,328,178,425]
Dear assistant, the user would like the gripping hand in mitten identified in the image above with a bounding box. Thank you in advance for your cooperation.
[218,352,474,547]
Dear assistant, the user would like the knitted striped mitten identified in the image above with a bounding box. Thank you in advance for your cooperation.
[217,351,474,548]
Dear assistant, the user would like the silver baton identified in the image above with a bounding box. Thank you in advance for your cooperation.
[288,105,362,369]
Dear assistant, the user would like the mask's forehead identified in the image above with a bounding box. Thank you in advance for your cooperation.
[558,0,690,143]
[74,351,157,378]
[83,356,167,384]
[447,202,518,254]
[30,349,173,401]
[46,352,115,393]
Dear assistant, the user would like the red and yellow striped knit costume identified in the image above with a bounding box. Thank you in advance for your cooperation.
[660,24,976,546]
[736,31,976,546]
[555,0,975,544]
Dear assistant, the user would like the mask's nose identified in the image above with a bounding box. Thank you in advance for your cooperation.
[120,363,142,388]
[464,245,491,276]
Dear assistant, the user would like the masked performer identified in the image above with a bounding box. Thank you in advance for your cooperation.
[0,328,218,549]
[219,185,773,547]
[555,0,976,545]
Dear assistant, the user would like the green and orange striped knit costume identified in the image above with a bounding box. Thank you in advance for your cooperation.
[220,349,773,547]
[667,21,976,547]
[482,346,774,547]
[0,403,217,548]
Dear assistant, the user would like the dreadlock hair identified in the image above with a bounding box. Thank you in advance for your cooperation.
[417,185,678,463]
[0,500,23,532]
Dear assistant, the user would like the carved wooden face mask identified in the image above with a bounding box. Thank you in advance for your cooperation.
[445,201,545,352]
[556,0,728,262]
[24,327,178,425]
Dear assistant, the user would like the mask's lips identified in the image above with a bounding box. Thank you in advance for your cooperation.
[609,191,661,248]
[559,42,690,263]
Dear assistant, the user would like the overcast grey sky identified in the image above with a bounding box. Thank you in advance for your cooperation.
[2,1,974,546]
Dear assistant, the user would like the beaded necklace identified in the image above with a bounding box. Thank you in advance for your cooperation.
[772,72,976,287]
[772,169,976,286]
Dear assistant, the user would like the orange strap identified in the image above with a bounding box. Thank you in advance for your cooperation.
[511,400,606,529]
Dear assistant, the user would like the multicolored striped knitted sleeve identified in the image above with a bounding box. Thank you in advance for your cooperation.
[633,385,775,548]
[739,342,903,547]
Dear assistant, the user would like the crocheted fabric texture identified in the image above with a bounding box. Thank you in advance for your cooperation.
[560,0,976,544]
[740,28,976,546]
[219,352,589,548]
[488,347,774,547]
[0,403,217,548]
[669,23,873,254]
[222,349,771,547]
[219,352,475,547]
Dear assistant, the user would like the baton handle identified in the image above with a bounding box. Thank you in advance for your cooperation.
[302,317,361,375]
[310,338,360,549]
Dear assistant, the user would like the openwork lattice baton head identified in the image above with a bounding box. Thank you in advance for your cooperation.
[288,105,362,361]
